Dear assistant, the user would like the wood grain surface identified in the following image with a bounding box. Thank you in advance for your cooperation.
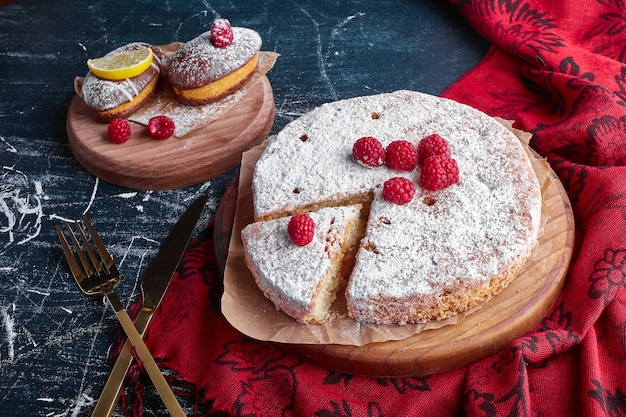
[66,76,274,190]
[215,162,574,377]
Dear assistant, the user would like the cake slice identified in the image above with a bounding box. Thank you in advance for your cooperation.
[241,205,363,324]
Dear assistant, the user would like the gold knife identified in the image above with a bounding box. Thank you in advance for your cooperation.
[91,194,208,417]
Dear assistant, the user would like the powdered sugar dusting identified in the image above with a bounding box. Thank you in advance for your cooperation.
[130,86,246,137]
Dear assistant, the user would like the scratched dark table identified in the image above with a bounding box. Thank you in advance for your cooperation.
[0,0,488,415]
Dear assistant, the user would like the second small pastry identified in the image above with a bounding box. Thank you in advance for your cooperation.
[168,19,262,106]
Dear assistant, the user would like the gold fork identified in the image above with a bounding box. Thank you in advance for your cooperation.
[55,216,186,417]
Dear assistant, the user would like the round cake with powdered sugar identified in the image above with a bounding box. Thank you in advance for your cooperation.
[245,90,542,325]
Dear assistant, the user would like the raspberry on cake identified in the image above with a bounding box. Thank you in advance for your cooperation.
[210,18,234,48]
[250,90,543,325]
[352,136,386,168]
[287,213,316,246]
[385,140,418,171]
[417,133,451,164]
[80,43,162,122]
[382,177,415,205]
[419,155,459,191]
[168,19,262,105]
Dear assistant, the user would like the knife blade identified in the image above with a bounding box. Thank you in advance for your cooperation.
[91,194,208,417]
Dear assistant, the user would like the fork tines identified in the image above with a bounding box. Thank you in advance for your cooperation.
[56,216,120,295]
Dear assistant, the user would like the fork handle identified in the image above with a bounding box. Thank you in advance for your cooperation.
[91,310,153,417]
[106,293,186,417]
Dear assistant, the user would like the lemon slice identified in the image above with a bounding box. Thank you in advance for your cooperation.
[87,47,153,81]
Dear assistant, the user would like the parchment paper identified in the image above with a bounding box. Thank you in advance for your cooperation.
[221,119,552,346]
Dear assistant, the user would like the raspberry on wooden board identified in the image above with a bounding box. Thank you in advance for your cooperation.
[147,115,175,139]
[107,118,131,144]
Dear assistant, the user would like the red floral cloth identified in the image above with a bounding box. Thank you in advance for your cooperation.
[115,1,626,415]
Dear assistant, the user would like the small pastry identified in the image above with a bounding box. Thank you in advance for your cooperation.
[80,42,161,122]
[168,19,262,105]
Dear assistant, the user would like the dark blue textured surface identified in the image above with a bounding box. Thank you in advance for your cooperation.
[0,0,488,415]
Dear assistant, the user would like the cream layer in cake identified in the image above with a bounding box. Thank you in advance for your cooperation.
[250,90,543,325]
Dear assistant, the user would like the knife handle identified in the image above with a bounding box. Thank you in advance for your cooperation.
[91,311,153,417]
[104,293,185,417]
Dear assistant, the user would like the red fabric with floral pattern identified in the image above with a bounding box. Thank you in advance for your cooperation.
[114,1,626,415]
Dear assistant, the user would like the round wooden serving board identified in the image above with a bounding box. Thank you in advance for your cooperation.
[66,76,274,190]
[215,164,575,377]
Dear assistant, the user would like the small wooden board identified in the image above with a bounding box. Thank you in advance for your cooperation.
[66,76,274,190]
[215,164,574,377]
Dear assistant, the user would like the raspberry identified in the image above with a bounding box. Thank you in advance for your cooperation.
[147,115,175,140]
[287,213,315,246]
[417,134,451,165]
[210,18,234,48]
[382,177,415,205]
[107,118,131,144]
[419,155,459,191]
[352,136,386,168]
[385,140,418,171]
